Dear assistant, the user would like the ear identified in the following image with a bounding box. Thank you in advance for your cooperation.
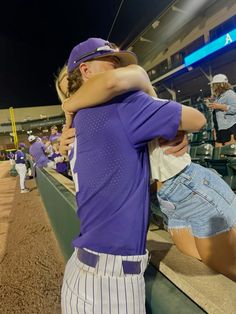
[79,62,91,80]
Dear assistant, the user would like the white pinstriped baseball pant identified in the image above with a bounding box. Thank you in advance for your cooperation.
[15,163,27,190]
[61,248,149,314]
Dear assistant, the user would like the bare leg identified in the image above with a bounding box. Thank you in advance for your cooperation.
[195,226,236,281]
[216,135,236,146]
[215,141,222,147]
[169,228,201,260]
[223,135,236,146]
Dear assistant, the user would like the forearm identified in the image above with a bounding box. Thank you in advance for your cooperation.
[63,65,154,112]
[218,103,228,111]
[64,112,74,129]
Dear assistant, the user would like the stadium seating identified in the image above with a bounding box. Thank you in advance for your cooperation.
[190,129,215,146]
[190,143,214,167]
[207,144,236,190]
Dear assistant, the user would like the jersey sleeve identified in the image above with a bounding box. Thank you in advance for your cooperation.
[117,91,182,148]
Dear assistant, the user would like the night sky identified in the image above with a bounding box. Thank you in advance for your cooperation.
[0,0,174,108]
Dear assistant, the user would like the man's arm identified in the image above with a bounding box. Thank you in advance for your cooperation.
[160,106,206,156]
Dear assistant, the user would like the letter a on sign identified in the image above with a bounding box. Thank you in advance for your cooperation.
[225,33,233,45]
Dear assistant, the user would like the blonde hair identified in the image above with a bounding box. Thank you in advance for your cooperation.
[55,65,69,102]
[211,82,232,97]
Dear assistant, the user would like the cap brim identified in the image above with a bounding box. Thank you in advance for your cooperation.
[91,51,138,67]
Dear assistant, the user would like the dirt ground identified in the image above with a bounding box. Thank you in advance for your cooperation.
[0,162,65,314]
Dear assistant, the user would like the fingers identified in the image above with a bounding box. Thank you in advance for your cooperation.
[164,141,186,156]
[166,144,188,157]
[59,128,76,156]
[65,113,74,129]
[163,133,188,156]
[59,145,71,156]
[62,127,76,137]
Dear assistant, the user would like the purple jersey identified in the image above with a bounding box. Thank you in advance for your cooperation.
[49,132,61,142]
[51,152,68,173]
[15,150,25,164]
[29,141,51,168]
[71,91,181,255]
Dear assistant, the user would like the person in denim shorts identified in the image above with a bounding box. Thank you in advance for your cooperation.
[149,139,236,282]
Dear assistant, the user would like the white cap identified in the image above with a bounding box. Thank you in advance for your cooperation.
[209,74,228,85]
[28,135,36,142]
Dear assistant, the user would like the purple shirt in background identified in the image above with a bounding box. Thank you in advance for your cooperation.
[51,152,68,173]
[49,132,61,142]
[15,150,25,164]
[71,91,181,256]
[29,141,51,168]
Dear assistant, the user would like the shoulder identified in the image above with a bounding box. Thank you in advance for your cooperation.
[117,90,172,107]
[224,89,236,101]
[120,90,158,103]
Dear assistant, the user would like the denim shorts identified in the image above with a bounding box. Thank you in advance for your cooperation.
[157,163,236,238]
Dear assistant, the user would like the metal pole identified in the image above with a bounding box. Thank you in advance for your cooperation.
[9,107,18,148]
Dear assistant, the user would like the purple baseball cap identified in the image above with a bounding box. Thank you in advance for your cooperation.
[19,142,26,148]
[67,38,137,73]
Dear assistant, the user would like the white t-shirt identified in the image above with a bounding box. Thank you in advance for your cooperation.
[148,138,191,182]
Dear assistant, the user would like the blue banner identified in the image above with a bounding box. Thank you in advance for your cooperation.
[184,28,236,66]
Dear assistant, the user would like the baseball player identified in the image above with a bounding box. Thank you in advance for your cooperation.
[28,135,55,169]
[58,38,205,313]
[15,143,30,193]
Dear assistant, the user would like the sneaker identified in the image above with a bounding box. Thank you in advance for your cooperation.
[20,189,30,193]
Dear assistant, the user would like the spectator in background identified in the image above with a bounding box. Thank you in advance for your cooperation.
[41,136,54,158]
[208,74,236,145]
[28,135,55,169]
[49,125,61,142]
[8,151,15,165]
[15,143,30,193]
[51,141,69,178]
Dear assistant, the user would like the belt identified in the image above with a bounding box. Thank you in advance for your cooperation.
[77,247,141,275]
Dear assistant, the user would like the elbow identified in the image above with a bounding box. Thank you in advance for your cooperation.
[197,114,207,130]
[180,109,207,132]
[191,114,206,131]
